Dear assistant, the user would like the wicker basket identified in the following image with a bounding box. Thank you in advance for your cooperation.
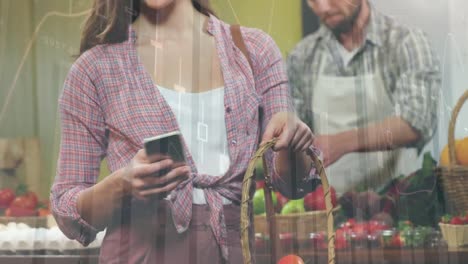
[240,139,336,264]
[436,90,468,214]
[254,207,340,240]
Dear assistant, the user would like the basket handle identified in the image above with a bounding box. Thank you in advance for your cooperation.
[448,90,468,166]
[240,139,336,264]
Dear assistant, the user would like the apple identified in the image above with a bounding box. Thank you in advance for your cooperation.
[281,199,305,214]
[256,180,266,190]
[304,185,337,211]
[253,189,277,215]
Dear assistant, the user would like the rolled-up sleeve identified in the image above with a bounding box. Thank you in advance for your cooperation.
[51,57,107,246]
[394,29,441,151]
[243,28,320,199]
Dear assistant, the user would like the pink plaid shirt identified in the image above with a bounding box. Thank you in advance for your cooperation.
[51,14,319,260]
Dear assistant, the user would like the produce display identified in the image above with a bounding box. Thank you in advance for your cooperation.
[339,152,444,227]
[0,184,50,218]
[252,150,455,260]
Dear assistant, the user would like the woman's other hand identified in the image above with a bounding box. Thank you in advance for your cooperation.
[120,149,191,200]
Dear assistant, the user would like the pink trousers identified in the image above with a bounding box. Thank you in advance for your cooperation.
[99,200,245,264]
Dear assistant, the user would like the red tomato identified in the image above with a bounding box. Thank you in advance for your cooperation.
[450,216,464,225]
[335,235,349,250]
[4,208,11,217]
[8,206,37,217]
[26,192,38,207]
[11,194,37,210]
[368,220,390,235]
[390,234,403,247]
[277,254,305,264]
[0,188,15,209]
[304,185,337,211]
[336,226,352,239]
[352,222,369,241]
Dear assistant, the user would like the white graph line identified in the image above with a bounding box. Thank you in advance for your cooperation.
[0,0,11,78]
[226,0,240,24]
[267,0,276,34]
[0,9,91,125]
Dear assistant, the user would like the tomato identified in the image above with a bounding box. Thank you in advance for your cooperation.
[352,222,369,241]
[344,218,356,229]
[38,208,51,217]
[277,254,304,264]
[390,234,403,247]
[4,208,11,217]
[336,226,352,239]
[11,194,37,210]
[8,206,37,217]
[0,188,15,208]
[335,235,349,250]
[25,192,38,207]
[450,216,464,225]
[368,220,390,235]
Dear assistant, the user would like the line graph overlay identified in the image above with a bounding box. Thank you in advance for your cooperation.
[0,8,91,125]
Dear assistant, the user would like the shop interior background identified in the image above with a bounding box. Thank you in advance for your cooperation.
[0,0,466,200]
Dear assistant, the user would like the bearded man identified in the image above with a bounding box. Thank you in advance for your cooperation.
[287,0,441,194]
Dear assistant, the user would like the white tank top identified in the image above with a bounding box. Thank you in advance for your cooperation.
[157,85,231,204]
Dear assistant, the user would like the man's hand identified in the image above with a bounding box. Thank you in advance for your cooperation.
[313,134,351,167]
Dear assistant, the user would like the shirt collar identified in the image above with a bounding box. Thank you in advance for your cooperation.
[365,4,384,47]
[316,3,384,47]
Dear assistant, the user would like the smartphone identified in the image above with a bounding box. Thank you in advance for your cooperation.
[143,131,186,165]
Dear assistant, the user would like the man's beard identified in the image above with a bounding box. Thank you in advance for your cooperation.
[327,2,362,35]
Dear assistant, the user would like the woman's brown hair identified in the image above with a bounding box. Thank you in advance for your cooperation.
[79,0,214,56]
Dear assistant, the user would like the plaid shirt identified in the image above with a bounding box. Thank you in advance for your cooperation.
[51,14,319,260]
[287,6,441,151]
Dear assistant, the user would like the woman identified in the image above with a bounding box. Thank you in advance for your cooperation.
[51,0,319,263]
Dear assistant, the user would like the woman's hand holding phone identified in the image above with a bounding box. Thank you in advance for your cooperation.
[120,149,190,200]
